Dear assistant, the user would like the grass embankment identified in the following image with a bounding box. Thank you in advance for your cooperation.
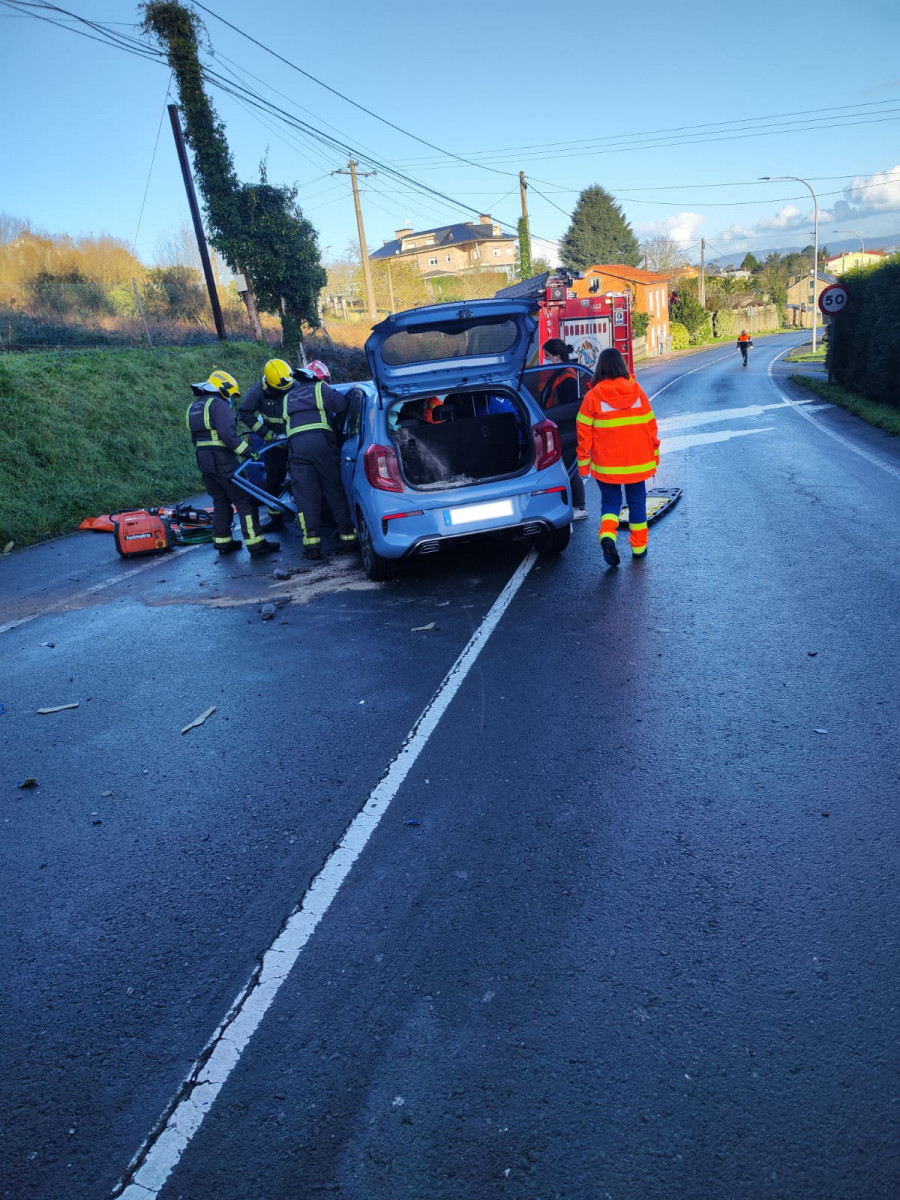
[0,339,372,547]
[789,375,900,436]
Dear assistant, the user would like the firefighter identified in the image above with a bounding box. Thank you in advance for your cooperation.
[238,357,293,530]
[737,329,753,368]
[542,339,588,521]
[283,360,358,561]
[187,369,280,558]
[577,348,660,568]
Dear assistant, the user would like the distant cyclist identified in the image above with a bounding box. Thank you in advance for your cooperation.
[737,329,753,368]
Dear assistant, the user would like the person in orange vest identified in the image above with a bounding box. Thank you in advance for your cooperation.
[577,347,660,567]
[541,339,587,520]
[737,329,753,368]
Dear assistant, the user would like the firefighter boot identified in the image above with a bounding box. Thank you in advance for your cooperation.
[599,512,620,567]
[336,529,359,553]
[216,539,242,556]
[304,543,322,561]
[249,539,281,559]
[264,512,286,531]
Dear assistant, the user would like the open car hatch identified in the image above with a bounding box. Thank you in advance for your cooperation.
[365,299,537,400]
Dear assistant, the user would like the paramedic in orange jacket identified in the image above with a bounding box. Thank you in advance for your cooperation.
[576,347,660,567]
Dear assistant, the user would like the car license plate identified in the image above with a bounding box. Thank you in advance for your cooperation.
[445,499,514,527]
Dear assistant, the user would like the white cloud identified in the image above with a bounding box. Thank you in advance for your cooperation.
[836,164,900,219]
[635,211,705,244]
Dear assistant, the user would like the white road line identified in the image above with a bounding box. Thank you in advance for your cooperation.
[0,545,199,636]
[113,548,541,1199]
[767,349,900,481]
[645,353,734,402]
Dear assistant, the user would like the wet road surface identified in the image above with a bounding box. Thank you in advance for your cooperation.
[1,333,898,1199]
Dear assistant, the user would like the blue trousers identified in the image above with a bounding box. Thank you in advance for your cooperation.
[597,479,647,525]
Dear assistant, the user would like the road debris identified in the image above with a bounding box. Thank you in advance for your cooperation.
[404,818,422,826]
[17,778,38,788]
[412,622,436,632]
[181,706,216,735]
[814,728,828,735]
[39,642,56,648]
[2,541,13,555]
[260,603,276,620]
[101,790,113,798]
[272,568,292,580]
[807,651,818,657]
[37,703,79,714]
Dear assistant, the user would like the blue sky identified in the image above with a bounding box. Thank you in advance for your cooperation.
[1,0,898,267]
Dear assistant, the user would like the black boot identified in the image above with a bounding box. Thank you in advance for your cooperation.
[216,539,242,556]
[249,539,280,558]
[335,531,359,553]
[264,512,286,531]
[303,543,322,561]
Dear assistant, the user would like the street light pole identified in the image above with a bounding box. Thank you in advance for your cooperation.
[760,175,819,350]
[834,228,865,267]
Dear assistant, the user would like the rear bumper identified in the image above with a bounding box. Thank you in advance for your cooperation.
[364,480,572,560]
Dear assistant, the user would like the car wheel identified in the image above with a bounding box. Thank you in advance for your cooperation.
[357,511,394,581]
[535,523,571,555]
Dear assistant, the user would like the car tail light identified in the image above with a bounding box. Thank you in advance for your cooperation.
[364,443,404,492]
[531,485,568,497]
[533,419,562,470]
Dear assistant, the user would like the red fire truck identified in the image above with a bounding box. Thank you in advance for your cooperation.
[496,270,634,373]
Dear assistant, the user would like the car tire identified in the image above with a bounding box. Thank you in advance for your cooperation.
[535,523,571,555]
[357,510,394,581]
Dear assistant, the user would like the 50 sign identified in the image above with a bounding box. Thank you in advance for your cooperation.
[819,284,849,316]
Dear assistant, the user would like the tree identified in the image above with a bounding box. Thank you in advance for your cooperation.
[669,289,708,336]
[560,186,641,271]
[741,252,759,272]
[141,2,326,359]
[640,235,687,273]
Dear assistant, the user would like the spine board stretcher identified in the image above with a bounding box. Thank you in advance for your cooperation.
[617,487,682,529]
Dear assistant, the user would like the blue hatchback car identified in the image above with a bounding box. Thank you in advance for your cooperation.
[235,299,573,580]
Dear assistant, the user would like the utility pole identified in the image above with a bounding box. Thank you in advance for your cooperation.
[334,159,377,320]
[386,258,396,314]
[167,104,227,342]
[699,238,706,308]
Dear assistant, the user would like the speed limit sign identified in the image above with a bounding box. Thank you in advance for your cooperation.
[819,284,848,315]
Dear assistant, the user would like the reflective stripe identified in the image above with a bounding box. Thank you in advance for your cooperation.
[339,532,358,542]
[213,536,234,545]
[591,460,657,476]
[188,396,224,445]
[629,521,648,531]
[577,457,590,467]
[303,535,321,546]
[599,533,617,543]
[195,440,222,448]
[286,382,330,436]
[576,412,594,426]
[632,546,647,556]
[235,439,250,456]
[297,512,308,539]
[593,412,653,428]
[244,514,264,546]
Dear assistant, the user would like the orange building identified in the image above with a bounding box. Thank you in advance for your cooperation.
[573,264,672,356]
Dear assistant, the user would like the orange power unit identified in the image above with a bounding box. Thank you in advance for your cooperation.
[112,510,172,557]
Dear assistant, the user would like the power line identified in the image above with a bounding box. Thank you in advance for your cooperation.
[190,0,513,178]
[131,70,173,256]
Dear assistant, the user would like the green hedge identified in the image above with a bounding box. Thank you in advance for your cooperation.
[831,254,900,408]
[669,322,690,350]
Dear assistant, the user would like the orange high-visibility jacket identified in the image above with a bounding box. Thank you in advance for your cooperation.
[576,377,660,483]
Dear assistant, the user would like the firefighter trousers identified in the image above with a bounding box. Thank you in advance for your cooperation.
[196,447,264,549]
[286,430,354,547]
[263,442,289,515]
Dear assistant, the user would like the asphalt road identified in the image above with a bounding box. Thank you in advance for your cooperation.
[1,332,898,1200]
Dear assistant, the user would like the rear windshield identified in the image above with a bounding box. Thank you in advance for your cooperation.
[379,318,519,366]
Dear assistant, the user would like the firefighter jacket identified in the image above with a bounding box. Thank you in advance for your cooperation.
[283,381,349,440]
[238,381,288,441]
[186,386,250,458]
[576,377,660,484]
